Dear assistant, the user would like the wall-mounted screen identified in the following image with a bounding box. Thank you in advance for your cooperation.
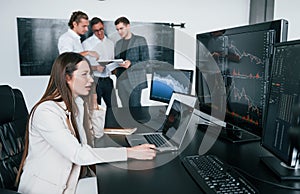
[17,18,175,76]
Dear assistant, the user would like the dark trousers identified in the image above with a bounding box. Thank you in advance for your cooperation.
[116,78,150,123]
[116,78,143,108]
[96,77,117,108]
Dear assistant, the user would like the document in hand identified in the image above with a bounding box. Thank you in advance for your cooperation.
[97,59,124,66]
[97,59,124,71]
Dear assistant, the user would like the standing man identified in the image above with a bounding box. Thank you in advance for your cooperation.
[58,11,102,111]
[114,16,150,110]
[58,11,100,60]
[82,17,118,108]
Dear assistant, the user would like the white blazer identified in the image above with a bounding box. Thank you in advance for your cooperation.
[18,99,127,194]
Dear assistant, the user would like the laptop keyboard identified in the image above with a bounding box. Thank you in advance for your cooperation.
[181,155,258,194]
[144,134,168,147]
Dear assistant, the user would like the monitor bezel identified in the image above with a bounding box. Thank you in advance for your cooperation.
[196,19,288,44]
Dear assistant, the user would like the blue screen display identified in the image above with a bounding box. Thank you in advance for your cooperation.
[150,69,193,103]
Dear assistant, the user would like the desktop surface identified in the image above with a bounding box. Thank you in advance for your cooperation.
[96,107,300,194]
[0,188,21,194]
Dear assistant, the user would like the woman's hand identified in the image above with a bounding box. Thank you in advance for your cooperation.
[126,144,156,160]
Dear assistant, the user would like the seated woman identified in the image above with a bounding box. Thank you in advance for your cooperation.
[17,52,156,194]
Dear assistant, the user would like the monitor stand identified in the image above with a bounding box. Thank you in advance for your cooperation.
[218,124,261,143]
[261,156,300,180]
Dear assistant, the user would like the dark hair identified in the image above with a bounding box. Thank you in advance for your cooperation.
[68,11,89,29]
[16,52,94,185]
[90,17,104,27]
[114,16,130,26]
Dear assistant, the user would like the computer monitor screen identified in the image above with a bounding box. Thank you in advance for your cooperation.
[196,20,288,142]
[150,69,193,103]
[261,40,300,174]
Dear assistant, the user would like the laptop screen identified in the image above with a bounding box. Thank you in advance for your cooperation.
[161,99,194,145]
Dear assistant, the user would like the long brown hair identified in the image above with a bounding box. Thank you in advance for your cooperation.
[16,52,94,185]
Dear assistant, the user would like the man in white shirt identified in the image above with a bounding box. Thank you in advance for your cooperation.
[57,11,100,60]
[82,17,118,107]
[58,11,103,123]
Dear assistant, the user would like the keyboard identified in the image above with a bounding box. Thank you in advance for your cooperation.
[181,155,258,194]
[144,134,168,147]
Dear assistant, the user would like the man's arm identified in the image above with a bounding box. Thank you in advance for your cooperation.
[80,50,99,60]
[58,35,74,54]
[58,35,100,60]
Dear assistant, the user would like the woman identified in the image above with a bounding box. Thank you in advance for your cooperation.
[17,52,156,194]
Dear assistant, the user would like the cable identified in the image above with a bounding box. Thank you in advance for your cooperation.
[232,165,300,191]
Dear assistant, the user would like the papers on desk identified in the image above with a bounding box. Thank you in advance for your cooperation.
[104,128,137,135]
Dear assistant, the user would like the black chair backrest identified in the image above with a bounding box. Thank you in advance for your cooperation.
[0,85,28,190]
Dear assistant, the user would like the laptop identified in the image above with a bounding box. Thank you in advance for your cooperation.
[142,92,199,130]
[141,106,167,130]
[126,99,195,152]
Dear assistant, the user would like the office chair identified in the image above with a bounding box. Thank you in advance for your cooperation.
[0,85,28,193]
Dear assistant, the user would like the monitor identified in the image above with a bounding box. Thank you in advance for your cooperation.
[196,19,288,143]
[165,92,226,127]
[161,99,195,145]
[165,92,198,115]
[261,40,300,180]
[150,68,193,103]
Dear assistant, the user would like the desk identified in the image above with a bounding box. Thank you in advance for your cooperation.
[97,107,300,194]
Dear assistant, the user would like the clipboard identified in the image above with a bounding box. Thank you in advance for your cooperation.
[97,59,124,66]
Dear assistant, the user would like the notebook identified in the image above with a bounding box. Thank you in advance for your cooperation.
[126,99,195,152]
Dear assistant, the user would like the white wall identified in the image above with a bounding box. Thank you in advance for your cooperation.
[1,0,250,109]
[274,0,300,41]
